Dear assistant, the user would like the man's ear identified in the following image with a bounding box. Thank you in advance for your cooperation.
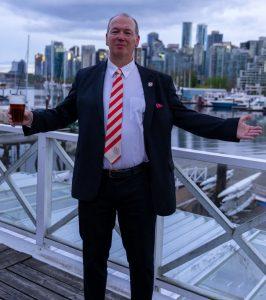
[135,35,140,48]
[106,33,109,46]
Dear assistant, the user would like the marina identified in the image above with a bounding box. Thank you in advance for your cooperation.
[181,88,266,112]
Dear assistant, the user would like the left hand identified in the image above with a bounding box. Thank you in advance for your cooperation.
[237,115,263,140]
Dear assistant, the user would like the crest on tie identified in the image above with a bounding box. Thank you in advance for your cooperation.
[113,146,120,155]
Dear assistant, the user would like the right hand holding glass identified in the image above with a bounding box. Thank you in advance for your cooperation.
[7,109,33,127]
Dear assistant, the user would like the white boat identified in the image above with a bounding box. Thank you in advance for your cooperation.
[254,194,266,203]
[211,92,255,109]
[201,182,216,191]
[202,92,226,106]
[225,195,255,216]
[248,96,266,109]
[211,98,238,109]
[201,169,234,191]
[218,172,262,198]
[200,169,234,187]
[221,184,252,202]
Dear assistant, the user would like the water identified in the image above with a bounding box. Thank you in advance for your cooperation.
[3,87,69,110]
[3,88,266,160]
[172,106,266,160]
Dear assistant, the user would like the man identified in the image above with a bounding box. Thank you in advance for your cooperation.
[8,13,262,300]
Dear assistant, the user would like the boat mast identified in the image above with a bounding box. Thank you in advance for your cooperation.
[25,34,30,103]
[63,52,67,85]
[51,41,54,83]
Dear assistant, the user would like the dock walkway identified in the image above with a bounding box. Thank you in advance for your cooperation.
[0,244,126,300]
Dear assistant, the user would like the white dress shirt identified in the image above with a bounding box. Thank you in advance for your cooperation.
[103,58,148,169]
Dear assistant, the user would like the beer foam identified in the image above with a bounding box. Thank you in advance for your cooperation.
[9,95,26,105]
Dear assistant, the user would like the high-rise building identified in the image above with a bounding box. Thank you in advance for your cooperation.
[147,32,159,48]
[141,43,148,67]
[69,46,80,57]
[176,50,193,86]
[44,45,52,79]
[81,45,96,68]
[238,49,266,93]
[11,60,26,76]
[165,45,179,80]
[207,31,223,49]
[52,42,65,81]
[96,49,108,64]
[205,31,223,77]
[68,46,82,78]
[134,48,142,65]
[196,24,207,48]
[64,51,73,81]
[257,37,266,56]
[148,39,165,72]
[18,60,26,75]
[10,61,19,73]
[72,56,82,77]
[208,42,232,78]
[240,40,258,58]
[35,53,44,76]
[182,22,192,48]
[193,43,205,79]
[147,32,159,59]
[228,48,250,85]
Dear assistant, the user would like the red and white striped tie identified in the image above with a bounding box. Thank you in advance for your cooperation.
[104,68,123,164]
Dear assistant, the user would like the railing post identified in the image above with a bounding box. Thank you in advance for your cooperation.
[36,134,53,248]
[154,216,164,293]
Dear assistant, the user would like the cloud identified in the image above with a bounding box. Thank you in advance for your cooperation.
[1,0,266,72]
[0,0,212,33]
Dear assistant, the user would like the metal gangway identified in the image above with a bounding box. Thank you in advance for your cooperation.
[0,124,265,299]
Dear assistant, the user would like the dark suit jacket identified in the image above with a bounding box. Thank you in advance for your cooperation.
[23,61,239,216]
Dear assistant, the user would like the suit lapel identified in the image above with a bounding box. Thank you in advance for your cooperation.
[94,61,107,123]
[137,64,156,131]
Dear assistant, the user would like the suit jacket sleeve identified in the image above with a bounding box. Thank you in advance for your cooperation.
[165,76,240,142]
[23,71,79,136]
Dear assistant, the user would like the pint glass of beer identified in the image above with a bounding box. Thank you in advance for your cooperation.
[9,95,26,124]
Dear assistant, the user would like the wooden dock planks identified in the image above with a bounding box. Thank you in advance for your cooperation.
[0,244,127,299]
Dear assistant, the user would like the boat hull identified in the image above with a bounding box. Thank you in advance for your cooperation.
[211,102,238,109]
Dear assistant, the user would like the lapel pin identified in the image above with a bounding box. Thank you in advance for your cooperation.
[156,103,163,109]
[148,82,153,87]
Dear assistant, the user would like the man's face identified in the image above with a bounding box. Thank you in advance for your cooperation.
[106,16,140,62]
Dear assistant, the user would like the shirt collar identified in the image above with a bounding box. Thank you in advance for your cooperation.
[107,58,136,79]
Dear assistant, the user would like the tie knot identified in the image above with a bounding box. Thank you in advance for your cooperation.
[115,68,123,77]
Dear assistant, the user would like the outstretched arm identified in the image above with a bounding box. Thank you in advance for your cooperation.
[165,76,262,141]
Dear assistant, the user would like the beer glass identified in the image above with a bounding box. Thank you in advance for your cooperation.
[9,95,26,124]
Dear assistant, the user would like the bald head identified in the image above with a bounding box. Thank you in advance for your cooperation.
[107,13,139,36]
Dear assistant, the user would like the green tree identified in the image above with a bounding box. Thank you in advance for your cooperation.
[191,72,198,88]
[202,77,228,89]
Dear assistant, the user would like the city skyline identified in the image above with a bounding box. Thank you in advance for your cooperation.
[0,0,266,72]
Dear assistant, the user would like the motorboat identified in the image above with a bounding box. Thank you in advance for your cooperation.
[211,98,238,109]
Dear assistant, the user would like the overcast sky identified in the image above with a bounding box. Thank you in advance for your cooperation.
[0,0,266,72]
